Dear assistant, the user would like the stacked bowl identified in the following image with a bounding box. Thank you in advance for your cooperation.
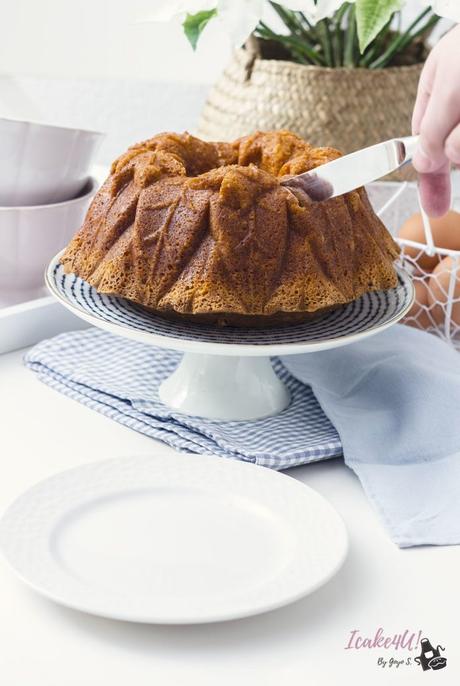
[0,118,103,306]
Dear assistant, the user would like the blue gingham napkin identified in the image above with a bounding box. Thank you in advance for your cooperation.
[24,328,341,469]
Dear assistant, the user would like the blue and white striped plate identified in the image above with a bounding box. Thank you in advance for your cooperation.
[46,252,414,356]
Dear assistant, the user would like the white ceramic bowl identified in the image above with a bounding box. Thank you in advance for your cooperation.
[0,118,103,206]
[0,178,97,305]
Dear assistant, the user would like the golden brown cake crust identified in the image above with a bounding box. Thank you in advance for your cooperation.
[61,130,400,326]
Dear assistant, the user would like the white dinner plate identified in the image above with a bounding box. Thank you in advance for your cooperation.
[0,454,348,624]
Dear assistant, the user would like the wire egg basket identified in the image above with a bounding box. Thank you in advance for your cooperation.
[368,178,460,351]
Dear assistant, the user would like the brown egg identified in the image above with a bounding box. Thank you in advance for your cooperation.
[404,277,432,329]
[398,210,460,272]
[427,256,460,326]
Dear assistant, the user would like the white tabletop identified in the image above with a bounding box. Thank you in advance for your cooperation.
[0,347,458,686]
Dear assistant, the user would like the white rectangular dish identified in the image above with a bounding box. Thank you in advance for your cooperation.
[0,295,89,355]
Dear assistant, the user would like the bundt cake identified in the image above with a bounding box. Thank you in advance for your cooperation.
[61,130,400,326]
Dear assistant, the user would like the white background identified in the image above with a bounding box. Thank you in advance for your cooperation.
[0,2,458,684]
[0,0,232,85]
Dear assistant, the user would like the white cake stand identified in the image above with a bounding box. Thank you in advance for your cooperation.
[46,253,414,421]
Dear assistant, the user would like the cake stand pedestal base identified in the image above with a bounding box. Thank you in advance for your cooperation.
[159,353,291,421]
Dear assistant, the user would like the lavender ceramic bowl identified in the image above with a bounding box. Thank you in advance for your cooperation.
[0,178,97,306]
[0,117,103,206]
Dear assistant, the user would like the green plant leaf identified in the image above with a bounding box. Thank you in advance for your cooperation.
[355,0,402,53]
[183,9,217,50]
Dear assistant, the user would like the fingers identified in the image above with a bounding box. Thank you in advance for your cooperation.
[412,53,436,135]
[418,163,451,217]
[412,70,460,174]
[445,122,460,165]
[412,54,456,215]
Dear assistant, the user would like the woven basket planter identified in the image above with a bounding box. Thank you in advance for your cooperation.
[197,48,423,179]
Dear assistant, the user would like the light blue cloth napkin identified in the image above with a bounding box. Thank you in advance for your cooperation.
[282,324,460,548]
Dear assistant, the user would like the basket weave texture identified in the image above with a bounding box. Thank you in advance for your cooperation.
[197,49,422,164]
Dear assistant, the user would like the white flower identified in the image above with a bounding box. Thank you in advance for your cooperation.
[141,0,325,47]
[430,0,460,22]
[217,0,265,48]
[143,0,216,22]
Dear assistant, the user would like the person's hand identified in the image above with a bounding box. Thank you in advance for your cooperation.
[412,24,460,217]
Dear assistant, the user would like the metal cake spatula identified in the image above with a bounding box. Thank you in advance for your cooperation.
[280,135,418,202]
